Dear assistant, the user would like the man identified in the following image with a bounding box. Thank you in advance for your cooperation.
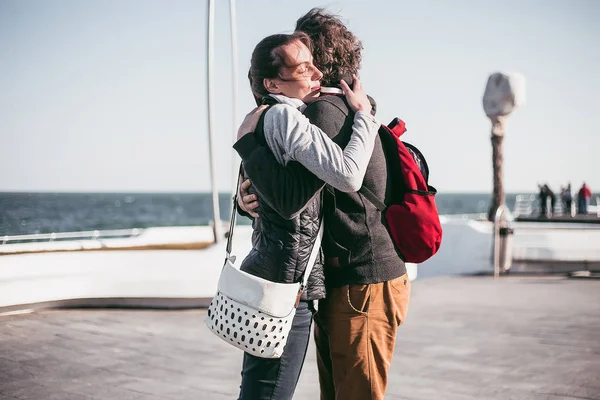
[578,182,592,214]
[234,9,410,400]
[538,184,548,217]
[545,184,556,217]
[561,183,573,217]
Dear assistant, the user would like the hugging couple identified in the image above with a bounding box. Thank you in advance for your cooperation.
[232,8,411,400]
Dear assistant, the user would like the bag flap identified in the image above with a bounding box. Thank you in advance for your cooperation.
[217,259,300,318]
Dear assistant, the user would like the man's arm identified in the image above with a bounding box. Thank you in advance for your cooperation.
[236,174,259,219]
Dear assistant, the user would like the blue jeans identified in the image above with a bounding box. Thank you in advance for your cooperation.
[578,197,588,214]
[238,300,316,400]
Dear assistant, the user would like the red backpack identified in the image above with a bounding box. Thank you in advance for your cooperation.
[359,118,442,263]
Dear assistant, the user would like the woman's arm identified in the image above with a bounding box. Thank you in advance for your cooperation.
[263,103,378,192]
[234,133,325,220]
[232,78,377,217]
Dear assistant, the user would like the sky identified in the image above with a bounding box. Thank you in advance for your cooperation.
[0,0,598,193]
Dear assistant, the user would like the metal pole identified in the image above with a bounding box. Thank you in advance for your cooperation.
[206,0,222,242]
[229,0,240,215]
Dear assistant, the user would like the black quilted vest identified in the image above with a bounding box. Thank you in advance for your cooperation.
[239,100,326,301]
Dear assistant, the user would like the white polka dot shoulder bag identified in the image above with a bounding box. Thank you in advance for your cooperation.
[204,180,323,359]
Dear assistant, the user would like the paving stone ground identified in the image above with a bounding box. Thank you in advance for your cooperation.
[1,276,599,400]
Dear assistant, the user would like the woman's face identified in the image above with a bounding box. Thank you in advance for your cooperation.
[266,40,323,103]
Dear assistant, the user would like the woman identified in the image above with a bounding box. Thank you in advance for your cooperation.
[233,32,379,400]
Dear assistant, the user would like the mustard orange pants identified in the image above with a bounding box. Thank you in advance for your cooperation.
[314,274,411,400]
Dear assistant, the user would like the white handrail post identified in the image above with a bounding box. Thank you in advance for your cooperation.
[229,0,240,224]
[206,0,223,243]
[230,0,239,178]
[493,204,509,279]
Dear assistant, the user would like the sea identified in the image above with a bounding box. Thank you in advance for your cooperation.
[0,192,528,237]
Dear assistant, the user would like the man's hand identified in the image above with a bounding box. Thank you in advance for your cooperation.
[237,105,269,141]
[340,75,371,114]
[237,176,259,218]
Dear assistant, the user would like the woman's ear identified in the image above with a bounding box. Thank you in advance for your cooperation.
[264,78,281,94]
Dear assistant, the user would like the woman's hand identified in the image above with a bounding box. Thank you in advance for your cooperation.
[340,75,371,114]
[237,105,269,140]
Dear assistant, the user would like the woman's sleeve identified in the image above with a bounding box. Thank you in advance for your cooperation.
[264,103,379,192]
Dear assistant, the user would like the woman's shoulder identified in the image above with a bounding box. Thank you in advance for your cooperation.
[265,102,303,120]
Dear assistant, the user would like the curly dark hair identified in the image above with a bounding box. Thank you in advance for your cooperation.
[295,8,362,87]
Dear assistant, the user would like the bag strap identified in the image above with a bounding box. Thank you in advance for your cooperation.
[359,186,386,212]
[300,218,324,289]
[225,163,243,259]
[228,157,322,291]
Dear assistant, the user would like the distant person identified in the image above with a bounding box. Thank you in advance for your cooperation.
[561,183,573,217]
[578,182,592,215]
[544,184,556,217]
[538,184,548,217]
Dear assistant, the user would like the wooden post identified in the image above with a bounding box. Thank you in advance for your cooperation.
[488,116,506,221]
[482,72,525,221]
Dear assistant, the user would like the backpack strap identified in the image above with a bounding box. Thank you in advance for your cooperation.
[359,186,386,212]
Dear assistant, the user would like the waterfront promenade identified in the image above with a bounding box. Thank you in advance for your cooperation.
[1,275,599,399]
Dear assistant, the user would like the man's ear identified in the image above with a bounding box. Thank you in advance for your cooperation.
[264,78,281,94]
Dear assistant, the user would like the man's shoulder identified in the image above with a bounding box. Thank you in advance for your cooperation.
[305,96,351,116]
[305,94,378,117]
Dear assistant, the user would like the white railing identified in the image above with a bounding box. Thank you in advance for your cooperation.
[591,196,600,216]
[513,194,536,217]
[1,228,143,245]
[514,194,600,218]
[438,213,488,222]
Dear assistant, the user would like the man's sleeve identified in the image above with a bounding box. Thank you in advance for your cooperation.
[236,201,254,220]
[234,133,325,220]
